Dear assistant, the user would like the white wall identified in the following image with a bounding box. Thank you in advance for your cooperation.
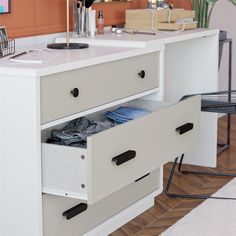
[210,0,236,90]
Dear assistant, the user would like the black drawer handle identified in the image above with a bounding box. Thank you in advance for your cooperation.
[62,203,87,220]
[112,150,136,166]
[176,123,194,135]
[135,173,150,182]
[71,88,79,97]
[138,70,146,79]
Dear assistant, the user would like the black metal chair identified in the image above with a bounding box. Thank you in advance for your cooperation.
[165,90,236,200]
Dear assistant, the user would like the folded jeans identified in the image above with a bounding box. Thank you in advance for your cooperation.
[105,107,149,124]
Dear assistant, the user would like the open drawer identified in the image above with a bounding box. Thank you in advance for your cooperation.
[42,95,200,204]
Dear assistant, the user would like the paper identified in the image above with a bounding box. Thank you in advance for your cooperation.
[9,49,54,64]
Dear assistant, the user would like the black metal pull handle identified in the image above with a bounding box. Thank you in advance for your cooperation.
[71,88,79,97]
[176,123,194,135]
[138,70,146,79]
[62,203,87,220]
[112,150,136,166]
[135,173,150,182]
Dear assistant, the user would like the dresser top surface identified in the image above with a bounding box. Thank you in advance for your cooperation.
[0,28,219,77]
[0,45,156,77]
[62,28,219,48]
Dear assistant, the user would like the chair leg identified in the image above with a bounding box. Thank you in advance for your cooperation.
[178,154,236,178]
[165,154,236,200]
[217,113,231,155]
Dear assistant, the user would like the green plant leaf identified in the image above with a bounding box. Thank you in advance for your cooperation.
[191,0,236,28]
[229,0,236,5]
[206,0,218,3]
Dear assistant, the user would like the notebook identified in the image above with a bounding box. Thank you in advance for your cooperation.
[9,49,54,64]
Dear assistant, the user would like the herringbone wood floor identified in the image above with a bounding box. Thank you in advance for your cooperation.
[110,116,236,236]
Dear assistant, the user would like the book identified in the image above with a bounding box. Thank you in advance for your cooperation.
[125,9,196,31]
[157,21,197,31]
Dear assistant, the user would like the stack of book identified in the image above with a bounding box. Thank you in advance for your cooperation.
[125,9,197,31]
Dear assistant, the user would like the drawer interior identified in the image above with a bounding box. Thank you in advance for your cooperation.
[41,99,171,145]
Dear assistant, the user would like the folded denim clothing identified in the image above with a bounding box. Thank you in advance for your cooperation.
[105,115,135,124]
[105,114,129,124]
[47,138,87,148]
[47,117,115,147]
[105,107,149,124]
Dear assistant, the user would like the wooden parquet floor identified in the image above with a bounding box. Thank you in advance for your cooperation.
[110,116,236,236]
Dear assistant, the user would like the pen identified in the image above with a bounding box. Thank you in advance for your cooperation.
[9,51,28,60]
[134,30,156,35]
[123,29,157,35]
[9,50,38,61]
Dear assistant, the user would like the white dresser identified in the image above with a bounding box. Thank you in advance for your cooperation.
[0,28,219,236]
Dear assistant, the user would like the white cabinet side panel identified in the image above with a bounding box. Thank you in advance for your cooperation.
[0,75,42,236]
[164,34,219,167]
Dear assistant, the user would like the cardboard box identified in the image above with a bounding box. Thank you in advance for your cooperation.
[125,9,196,31]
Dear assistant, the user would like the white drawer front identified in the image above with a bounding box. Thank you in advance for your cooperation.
[87,96,200,203]
[43,170,160,236]
[42,96,200,204]
[40,52,159,124]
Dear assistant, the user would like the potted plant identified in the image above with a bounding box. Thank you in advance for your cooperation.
[191,0,236,28]
[191,0,236,66]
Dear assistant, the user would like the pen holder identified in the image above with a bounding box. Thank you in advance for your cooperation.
[79,9,89,37]
[0,39,15,58]
[73,0,89,37]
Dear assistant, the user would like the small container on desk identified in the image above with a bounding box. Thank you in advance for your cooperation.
[0,39,15,58]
